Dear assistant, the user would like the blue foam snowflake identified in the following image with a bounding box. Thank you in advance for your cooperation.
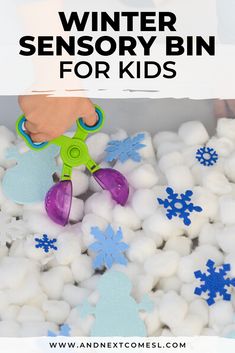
[105,133,145,163]
[196,147,218,166]
[157,187,203,226]
[89,225,129,269]
[35,234,57,253]
[48,324,71,337]
[194,259,235,306]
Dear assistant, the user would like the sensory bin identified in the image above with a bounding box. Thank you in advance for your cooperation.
[0,118,235,337]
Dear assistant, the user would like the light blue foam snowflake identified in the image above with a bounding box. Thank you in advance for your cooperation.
[196,147,218,166]
[48,324,71,337]
[157,187,203,226]
[35,234,57,253]
[194,259,235,306]
[105,133,145,163]
[89,225,129,269]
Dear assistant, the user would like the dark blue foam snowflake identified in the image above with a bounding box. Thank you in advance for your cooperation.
[105,133,145,163]
[35,234,57,253]
[196,147,218,166]
[194,259,235,306]
[157,187,203,226]
[48,324,71,337]
[89,225,129,269]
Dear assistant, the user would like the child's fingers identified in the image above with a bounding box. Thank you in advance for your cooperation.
[214,99,227,118]
[30,132,49,143]
[24,120,39,134]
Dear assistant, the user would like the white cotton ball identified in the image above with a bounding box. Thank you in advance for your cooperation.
[127,235,156,263]
[143,210,183,243]
[127,163,159,189]
[158,152,184,173]
[184,214,209,239]
[0,257,36,290]
[0,291,9,312]
[40,269,64,299]
[191,163,208,185]
[119,227,136,244]
[71,170,89,197]
[217,118,235,141]
[62,285,91,307]
[0,245,8,258]
[177,255,202,284]
[85,191,114,222]
[221,324,235,338]
[219,195,235,225]
[224,253,235,277]
[207,137,235,157]
[165,165,194,190]
[110,129,128,140]
[144,251,180,278]
[189,299,209,326]
[178,121,209,145]
[1,200,23,217]
[29,292,48,308]
[181,283,199,302]
[1,305,20,321]
[131,189,157,221]
[68,308,94,336]
[23,235,53,263]
[69,198,84,223]
[138,132,155,160]
[209,301,234,329]
[153,131,181,148]
[0,126,15,142]
[53,266,74,284]
[8,275,41,305]
[114,159,143,176]
[112,262,142,283]
[112,205,141,230]
[71,255,94,283]
[17,305,44,322]
[80,275,100,291]
[55,233,81,265]
[199,223,223,246]
[195,245,224,266]
[171,314,204,336]
[164,236,192,256]
[143,306,161,336]
[202,171,232,195]
[86,132,110,162]
[192,187,219,221]
[216,225,235,253]
[158,276,181,292]
[81,213,108,248]
[201,328,217,336]
[159,291,188,328]
[0,321,20,337]
[21,322,58,337]
[23,210,62,236]
[181,145,201,168]
[133,274,154,299]
[42,300,70,325]
[157,141,185,158]
[224,151,235,182]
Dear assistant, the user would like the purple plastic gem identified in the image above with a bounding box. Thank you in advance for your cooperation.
[45,180,72,226]
[93,168,129,206]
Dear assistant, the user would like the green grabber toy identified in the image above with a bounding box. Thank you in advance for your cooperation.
[16,105,129,226]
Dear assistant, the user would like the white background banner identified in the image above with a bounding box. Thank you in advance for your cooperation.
[0,337,234,353]
[0,0,235,98]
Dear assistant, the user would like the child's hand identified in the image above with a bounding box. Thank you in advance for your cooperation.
[18,95,98,142]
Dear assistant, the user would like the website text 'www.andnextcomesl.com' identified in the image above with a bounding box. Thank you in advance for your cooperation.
[49,340,187,350]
